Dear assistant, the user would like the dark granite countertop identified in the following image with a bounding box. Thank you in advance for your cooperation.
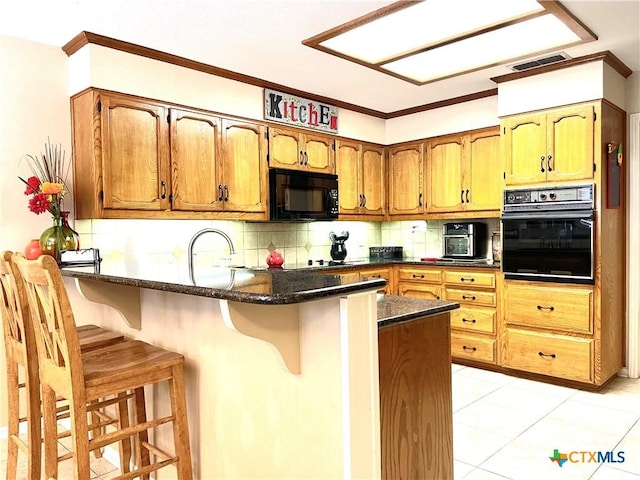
[61,263,386,305]
[268,257,500,272]
[377,296,459,329]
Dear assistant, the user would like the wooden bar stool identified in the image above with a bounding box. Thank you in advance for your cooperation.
[14,254,193,480]
[0,251,127,479]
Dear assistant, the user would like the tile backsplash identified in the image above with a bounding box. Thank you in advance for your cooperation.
[75,217,500,271]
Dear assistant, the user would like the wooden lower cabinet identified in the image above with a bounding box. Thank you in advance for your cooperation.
[378,312,453,480]
[504,329,593,383]
[451,332,496,363]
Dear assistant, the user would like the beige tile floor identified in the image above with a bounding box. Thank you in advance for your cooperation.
[1,363,639,479]
[452,364,640,480]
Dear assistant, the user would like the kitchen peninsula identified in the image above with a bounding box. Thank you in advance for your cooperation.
[60,262,459,479]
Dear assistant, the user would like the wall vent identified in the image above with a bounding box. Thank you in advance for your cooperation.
[510,53,571,71]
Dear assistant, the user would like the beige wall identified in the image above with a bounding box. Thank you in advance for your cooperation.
[0,35,73,426]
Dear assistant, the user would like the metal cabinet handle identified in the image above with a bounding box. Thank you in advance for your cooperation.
[460,277,475,282]
[462,318,476,324]
[161,181,167,199]
[304,152,309,165]
[218,184,224,201]
[465,189,469,203]
[463,345,477,352]
[300,150,304,165]
[412,274,425,279]
[538,351,556,358]
[462,295,476,300]
[370,274,381,278]
[540,155,546,172]
[547,154,553,172]
[362,194,366,207]
[419,193,423,207]
[461,189,464,203]
[223,185,229,202]
[537,305,555,311]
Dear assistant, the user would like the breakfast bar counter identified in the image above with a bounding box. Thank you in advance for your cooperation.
[60,262,458,479]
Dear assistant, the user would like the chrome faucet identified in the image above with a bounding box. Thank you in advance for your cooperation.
[188,228,237,285]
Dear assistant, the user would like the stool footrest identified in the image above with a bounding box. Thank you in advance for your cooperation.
[89,414,174,451]
[141,440,172,461]
[10,434,28,454]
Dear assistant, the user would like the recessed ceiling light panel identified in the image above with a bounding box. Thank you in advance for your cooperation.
[304,0,597,85]
[319,0,545,64]
[382,14,581,82]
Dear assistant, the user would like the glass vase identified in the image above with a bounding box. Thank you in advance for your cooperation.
[39,212,80,263]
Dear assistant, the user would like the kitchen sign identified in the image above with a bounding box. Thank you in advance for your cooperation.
[264,89,338,134]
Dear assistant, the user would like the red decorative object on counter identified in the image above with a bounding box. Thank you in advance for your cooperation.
[266,250,284,268]
[24,239,43,260]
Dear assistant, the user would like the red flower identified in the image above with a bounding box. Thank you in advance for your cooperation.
[24,176,41,195]
[28,192,51,215]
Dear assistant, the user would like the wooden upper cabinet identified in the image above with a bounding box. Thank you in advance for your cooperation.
[426,134,465,213]
[545,105,594,182]
[170,109,222,211]
[361,144,385,215]
[100,95,170,211]
[336,140,361,215]
[503,103,595,186]
[336,140,385,217]
[268,127,335,173]
[220,119,267,213]
[170,112,267,214]
[465,128,501,211]
[426,127,500,213]
[388,143,424,216]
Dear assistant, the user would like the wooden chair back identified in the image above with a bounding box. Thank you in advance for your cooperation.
[0,251,35,367]
[13,254,85,403]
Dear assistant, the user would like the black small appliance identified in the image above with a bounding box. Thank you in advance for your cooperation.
[329,231,349,263]
[442,222,487,258]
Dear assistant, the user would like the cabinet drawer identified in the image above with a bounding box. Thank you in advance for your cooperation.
[450,307,495,334]
[451,333,496,364]
[504,329,593,383]
[445,288,496,307]
[398,283,442,300]
[443,271,495,288]
[398,268,441,284]
[505,283,593,334]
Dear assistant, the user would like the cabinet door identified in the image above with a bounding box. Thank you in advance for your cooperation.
[268,127,303,169]
[398,283,442,300]
[466,129,501,211]
[170,109,222,211]
[502,114,547,185]
[304,133,335,173]
[336,140,361,215]
[361,144,385,215]
[100,95,170,210]
[388,143,424,215]
[426,135,464,213]
[545,104,594,182]
[221,119,267,213]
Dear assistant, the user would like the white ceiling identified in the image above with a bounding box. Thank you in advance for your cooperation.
[1,0,638,114]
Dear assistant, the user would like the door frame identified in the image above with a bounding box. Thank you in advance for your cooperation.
[627,113,640,378]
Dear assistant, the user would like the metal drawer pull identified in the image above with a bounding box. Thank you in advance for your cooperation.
[370,274,381,278]
[538,351,557,358]
[462,318,476,323]
[540,155,545,172]
[547,155,553,171]
[412,274,425,279]
[462,345,477,352]
[218,184,224,201]
[537,305,555,311]
[161,180,167,199]
[460,277,475,282]
[462,295,476,300]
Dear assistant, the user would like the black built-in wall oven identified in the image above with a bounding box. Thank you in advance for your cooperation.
[501,184,594,285]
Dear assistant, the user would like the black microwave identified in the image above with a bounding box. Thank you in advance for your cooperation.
[269,168,339,221]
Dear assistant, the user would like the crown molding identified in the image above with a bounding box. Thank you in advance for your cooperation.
[62,31,504,120]
[490,50,633,83]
